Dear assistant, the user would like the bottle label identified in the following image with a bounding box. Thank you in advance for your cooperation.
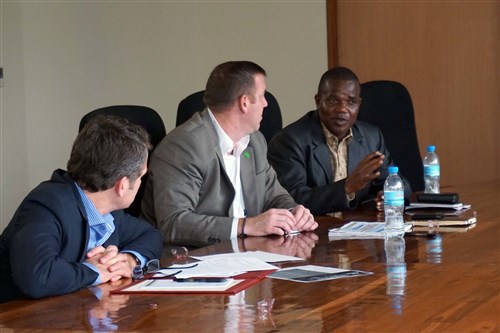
[424,165,440,177]
[384,190,404,206]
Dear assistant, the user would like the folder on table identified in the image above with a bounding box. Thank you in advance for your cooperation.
[412,223,476,233]
[410,208,477,233]
[110,269,275,296]
[411,214,477,227]
[411,210,477,227]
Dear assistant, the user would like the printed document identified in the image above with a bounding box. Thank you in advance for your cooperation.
[156,257,278,279]
[268,265,373,283]
[328,221,412,239]
[191,251,304,263]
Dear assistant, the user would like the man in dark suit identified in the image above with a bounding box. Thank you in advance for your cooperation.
[268,67,411,215]
[141,61,317,247]
[0,115,163,302]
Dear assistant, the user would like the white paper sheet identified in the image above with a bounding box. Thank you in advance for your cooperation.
[156,256,278,279]
[191,251,304,263]
[328,221,412,239]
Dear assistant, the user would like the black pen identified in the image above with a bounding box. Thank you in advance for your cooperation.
[173,278,227,283]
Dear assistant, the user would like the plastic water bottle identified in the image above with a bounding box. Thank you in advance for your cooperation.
[426,234,442,264]
[384,166,405,238]
[385,237,407,314]
[423,145,440,193]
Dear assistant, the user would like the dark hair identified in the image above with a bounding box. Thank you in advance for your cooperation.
[203,61,266,112]
[317,67,360,95]
[67,115,151,192]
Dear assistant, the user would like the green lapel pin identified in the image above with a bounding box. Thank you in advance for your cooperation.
[243,151,250,159]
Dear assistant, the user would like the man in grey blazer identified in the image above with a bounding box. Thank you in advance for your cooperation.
[268,67,412,216]
[141,61,317,247]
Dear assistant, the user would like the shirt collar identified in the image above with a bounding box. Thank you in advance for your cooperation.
[75,182,114,227]
[320,122,353,145]
[208,108,250,157]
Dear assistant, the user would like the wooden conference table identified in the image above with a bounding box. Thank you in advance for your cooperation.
[1,180,499,332]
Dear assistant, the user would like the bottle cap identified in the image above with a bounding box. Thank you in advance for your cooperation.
[427,145,436,152]
[388,166,399,174]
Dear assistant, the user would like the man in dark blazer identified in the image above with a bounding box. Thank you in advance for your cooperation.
[0,116,163,302]
[268,67,411,215]
[141,61,317,247]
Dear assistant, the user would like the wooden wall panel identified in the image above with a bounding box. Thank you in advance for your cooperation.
[331,1,499,187]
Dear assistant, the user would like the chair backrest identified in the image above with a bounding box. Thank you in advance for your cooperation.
[358,80,424,192]
[176,90,283,143]
[79,105,167,217]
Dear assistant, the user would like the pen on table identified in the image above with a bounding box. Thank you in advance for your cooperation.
[174,278,227,283]
[285,230,301,237]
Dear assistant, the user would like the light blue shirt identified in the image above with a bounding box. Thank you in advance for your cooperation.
[75,183,144,285]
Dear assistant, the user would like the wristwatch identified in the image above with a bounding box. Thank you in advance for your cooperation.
[130,253,142,267]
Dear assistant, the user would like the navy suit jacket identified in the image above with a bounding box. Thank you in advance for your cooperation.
[268,111,412,215]
[0,169,163,302]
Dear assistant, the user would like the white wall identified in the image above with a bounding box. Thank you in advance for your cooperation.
[0,1,327,232]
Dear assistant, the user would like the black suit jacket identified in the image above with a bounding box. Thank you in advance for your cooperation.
[0,169,163,302]
[268,110,412,215]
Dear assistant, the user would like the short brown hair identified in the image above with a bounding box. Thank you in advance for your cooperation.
[203,61,266,112]
[67,115,151,192]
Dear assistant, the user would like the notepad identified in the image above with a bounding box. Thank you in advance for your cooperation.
[128,278,241,292]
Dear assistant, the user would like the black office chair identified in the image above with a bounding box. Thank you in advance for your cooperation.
[176,90,283,143]
[79,105,167,217]
[358,80,424,192]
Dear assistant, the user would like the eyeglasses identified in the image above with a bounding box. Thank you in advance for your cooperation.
[132,259,198,280]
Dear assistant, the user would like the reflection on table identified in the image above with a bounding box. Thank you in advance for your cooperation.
[0,180,498,332]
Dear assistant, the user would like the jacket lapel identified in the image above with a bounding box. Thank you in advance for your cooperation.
[310,112,333,183]
[201,110,232,186]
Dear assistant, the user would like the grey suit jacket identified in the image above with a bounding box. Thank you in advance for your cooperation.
[141,109,296,247]
[268,110,412,215]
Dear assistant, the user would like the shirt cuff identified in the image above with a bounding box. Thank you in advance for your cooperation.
[230,217,239,239]
[82,262,102,286]
[346,192,356,202]
[121,250,147,268]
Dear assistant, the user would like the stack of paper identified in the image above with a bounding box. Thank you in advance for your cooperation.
[191,251,305,263]
[111,256,279,295]
[328,221,413,239]
[156,256,278,279]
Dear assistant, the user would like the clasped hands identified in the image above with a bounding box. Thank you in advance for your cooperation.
[85,245,136,283]
[243,204,318,237]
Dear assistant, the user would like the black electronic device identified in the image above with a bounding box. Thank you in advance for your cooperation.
[416,193,459,204]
